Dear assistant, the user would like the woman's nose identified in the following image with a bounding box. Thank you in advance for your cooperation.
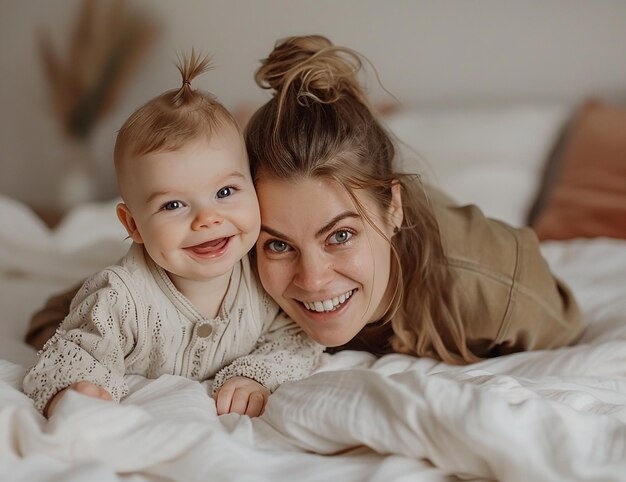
[191,207,223,230]
[293,252,334,292]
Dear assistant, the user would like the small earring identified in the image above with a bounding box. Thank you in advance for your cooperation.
[393,226,400,234]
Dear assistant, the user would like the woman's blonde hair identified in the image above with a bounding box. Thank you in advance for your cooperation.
[114,50,238,172]
[245,35,479,364]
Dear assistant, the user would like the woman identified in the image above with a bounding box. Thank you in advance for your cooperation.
[244,35,582,363]
[27,35,582,363]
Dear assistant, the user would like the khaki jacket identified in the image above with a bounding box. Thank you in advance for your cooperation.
[431,189,582,357]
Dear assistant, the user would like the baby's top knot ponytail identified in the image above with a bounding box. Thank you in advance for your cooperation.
[173,49,212,106]
[115,48,236,166]
[255,35,366,106]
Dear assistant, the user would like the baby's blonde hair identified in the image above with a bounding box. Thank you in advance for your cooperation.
[114,50,238,177]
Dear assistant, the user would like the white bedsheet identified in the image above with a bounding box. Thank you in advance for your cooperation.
[1,320,625,482]
[1,199,626,481]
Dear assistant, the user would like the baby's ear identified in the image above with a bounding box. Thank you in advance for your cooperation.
[116,203,143,244]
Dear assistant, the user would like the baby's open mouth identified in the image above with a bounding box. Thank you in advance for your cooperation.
[187,236,231,255]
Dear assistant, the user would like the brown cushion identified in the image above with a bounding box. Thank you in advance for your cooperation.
[530,100,626,241]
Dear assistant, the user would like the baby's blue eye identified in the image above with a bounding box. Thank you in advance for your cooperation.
[266,240,291,253]
[216,186,234,199]
[162,200,183,211]
[329,230,352,244]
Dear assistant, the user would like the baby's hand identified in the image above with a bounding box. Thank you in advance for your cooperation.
[214,376,270,417]
[45,381,113,418]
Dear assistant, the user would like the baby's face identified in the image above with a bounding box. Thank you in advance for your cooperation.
[118,125,260,285]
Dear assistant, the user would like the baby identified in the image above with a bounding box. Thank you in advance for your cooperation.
[23,52,322,418]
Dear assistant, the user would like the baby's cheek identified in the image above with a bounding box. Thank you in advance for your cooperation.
[151,228,178,250]
[238,209,262,244]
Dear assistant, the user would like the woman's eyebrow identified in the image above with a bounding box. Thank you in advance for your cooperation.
[315,212,359,237]
[260,211,359,241]
[260,225,294,242]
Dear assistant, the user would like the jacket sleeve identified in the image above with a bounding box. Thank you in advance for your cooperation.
[211,311,323,394]
[22,268,139,414]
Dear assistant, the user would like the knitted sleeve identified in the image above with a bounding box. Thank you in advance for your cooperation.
[22,268,140,414]
[211,311,323,395]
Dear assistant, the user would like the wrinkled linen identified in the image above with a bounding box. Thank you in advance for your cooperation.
[1,327,625,482]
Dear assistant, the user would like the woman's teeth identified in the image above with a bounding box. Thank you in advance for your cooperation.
[303,290,354,312]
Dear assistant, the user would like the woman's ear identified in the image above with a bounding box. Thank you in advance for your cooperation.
[388,181,404,234]
[116,203,143,244]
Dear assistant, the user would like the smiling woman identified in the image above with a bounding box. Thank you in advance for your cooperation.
[245,35,584,363]
[255,176,400,348]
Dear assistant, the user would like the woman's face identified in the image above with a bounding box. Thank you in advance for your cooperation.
[255,176,403,347]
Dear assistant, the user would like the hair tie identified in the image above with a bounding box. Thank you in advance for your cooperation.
[183,79,191,86]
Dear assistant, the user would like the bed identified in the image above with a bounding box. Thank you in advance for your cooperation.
[1,102,625,482]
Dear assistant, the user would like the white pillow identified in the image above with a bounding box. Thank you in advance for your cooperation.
[0,195,129,281]
[384,104,569,226]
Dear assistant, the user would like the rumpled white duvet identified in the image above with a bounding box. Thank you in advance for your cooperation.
[1,197,625,482]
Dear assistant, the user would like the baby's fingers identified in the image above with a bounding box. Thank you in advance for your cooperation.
[229,388,251,415]
[245,391,266,417]
[45,381,112,418]
[45,388,69,418]
[215,385,235,415]
[70,381,113,401]
[215,378,269,416]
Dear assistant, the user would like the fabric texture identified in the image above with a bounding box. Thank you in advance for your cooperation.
[529,100,626,240]
[22,244,322,413]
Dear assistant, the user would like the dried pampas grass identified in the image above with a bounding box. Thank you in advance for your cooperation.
[38,0,160,140]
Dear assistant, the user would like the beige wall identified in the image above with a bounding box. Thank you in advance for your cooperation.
[2,0,626,210]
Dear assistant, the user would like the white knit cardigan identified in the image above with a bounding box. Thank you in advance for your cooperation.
[23,243,322,414]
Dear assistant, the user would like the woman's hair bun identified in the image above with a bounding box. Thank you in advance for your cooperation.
[255,35,363,104]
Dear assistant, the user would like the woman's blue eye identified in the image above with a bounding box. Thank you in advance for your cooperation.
[162,200,183,211]
[216,186,234,199]
[266,240,291,253]
[329,230,353,245]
